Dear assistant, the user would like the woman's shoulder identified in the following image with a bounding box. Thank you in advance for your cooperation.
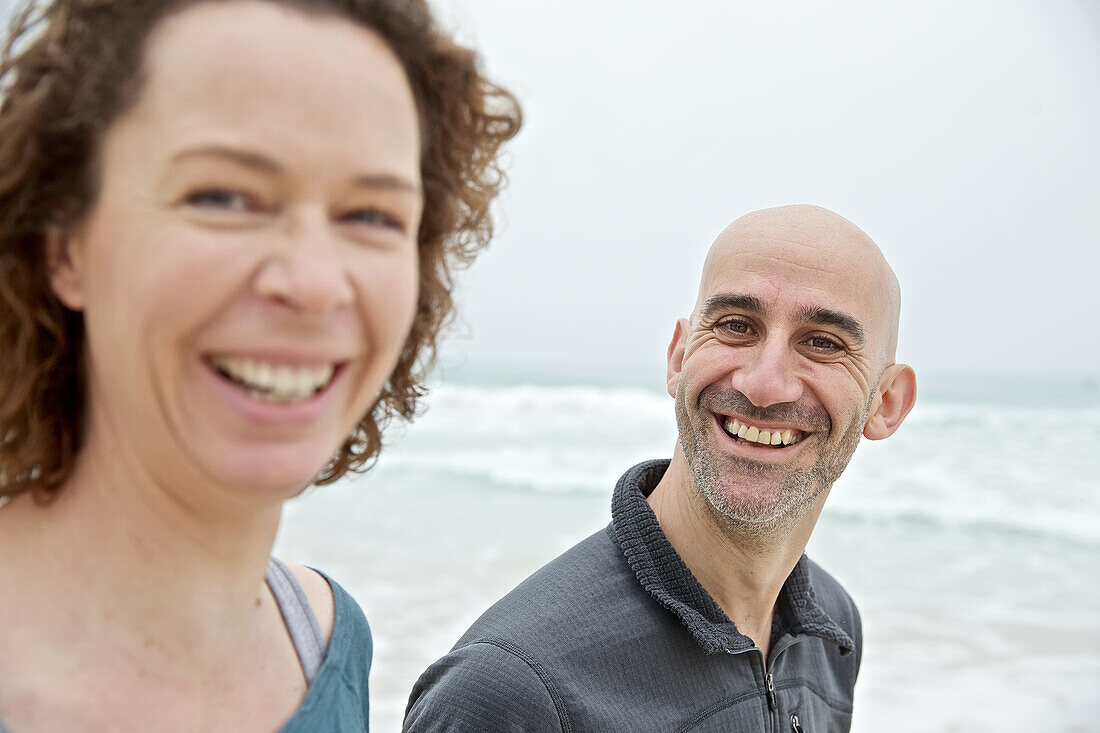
[282,562,337,643]
[276,560,372,655]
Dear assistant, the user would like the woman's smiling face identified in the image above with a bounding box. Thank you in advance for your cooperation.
[49,0,423,501]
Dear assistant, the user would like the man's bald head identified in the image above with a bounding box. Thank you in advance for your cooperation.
[696,204,902,362]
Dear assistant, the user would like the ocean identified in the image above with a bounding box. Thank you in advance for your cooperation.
[274,364,1100,732]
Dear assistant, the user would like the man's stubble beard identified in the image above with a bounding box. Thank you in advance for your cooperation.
[674,381,870,541]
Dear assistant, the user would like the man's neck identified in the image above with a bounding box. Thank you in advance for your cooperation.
[647,450,826,659]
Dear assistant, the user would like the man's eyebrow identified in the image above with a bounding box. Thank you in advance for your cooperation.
[698,293,767,321]
[797,305,866,346]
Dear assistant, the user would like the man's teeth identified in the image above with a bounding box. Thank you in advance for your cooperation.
[211,357,335,402]
[723,418,802,446]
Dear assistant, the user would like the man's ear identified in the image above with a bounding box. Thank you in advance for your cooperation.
[864,363,917,440]
[45,227,86,311]
[665,318,688,399]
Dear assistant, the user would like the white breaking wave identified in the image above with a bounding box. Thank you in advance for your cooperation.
[370,384,1100,544]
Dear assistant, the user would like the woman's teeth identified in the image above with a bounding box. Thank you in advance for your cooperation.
[210,357,335,402]
[722,418,802,446]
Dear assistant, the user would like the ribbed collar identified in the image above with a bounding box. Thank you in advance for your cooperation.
[609,459,855,656]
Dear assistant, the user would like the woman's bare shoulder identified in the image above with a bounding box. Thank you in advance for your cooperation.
[285,562,336,642]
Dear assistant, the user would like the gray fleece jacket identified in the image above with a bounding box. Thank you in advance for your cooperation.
[405,459,862,732]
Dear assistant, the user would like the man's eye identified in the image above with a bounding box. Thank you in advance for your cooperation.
[184,189,256,211]
[806,336,842,352]
[717,319,753,336]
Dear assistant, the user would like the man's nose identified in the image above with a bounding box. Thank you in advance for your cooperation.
[253,210,355,316]
[728,339,804,409]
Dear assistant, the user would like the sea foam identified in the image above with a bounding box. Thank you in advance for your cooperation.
[371,383,1100,544]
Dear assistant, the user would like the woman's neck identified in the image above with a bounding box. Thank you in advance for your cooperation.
[0,429,285,669]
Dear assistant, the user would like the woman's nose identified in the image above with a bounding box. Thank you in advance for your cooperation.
[253,210,354,316]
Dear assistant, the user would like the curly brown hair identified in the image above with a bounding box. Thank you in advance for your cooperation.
[0,0,521,498]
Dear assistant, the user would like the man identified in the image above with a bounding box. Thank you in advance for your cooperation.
[404,205,917,731]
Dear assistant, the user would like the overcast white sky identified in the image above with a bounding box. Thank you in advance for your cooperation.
[3,0,1097,377]
[431,0,1099,378]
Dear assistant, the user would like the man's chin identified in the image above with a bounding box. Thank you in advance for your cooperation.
[696,476,823,535]
[703,488,789,525]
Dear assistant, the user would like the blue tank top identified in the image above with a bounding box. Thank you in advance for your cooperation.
[274,561,373,731]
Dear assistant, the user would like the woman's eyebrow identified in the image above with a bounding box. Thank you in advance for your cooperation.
[168,145,282,173]
[350,172,421,194]
[166,146,421,194]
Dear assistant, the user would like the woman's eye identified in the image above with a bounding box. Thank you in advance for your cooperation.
[184,189,256,211]
[343,208,404,232]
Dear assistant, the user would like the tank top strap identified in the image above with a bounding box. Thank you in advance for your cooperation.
[265,557,327,685]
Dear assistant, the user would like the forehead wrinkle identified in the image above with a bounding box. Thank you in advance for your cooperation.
[732,251,846,276]
[730,235,868,274]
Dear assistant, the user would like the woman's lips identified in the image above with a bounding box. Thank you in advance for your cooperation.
[207,355,340,403]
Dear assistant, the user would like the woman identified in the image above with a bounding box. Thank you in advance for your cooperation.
[0,0,519,729]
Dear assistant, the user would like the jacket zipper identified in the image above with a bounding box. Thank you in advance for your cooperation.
[764,672,777,711]
[731,644,812,731]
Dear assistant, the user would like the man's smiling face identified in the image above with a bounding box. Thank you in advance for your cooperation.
[666,205,901,533]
